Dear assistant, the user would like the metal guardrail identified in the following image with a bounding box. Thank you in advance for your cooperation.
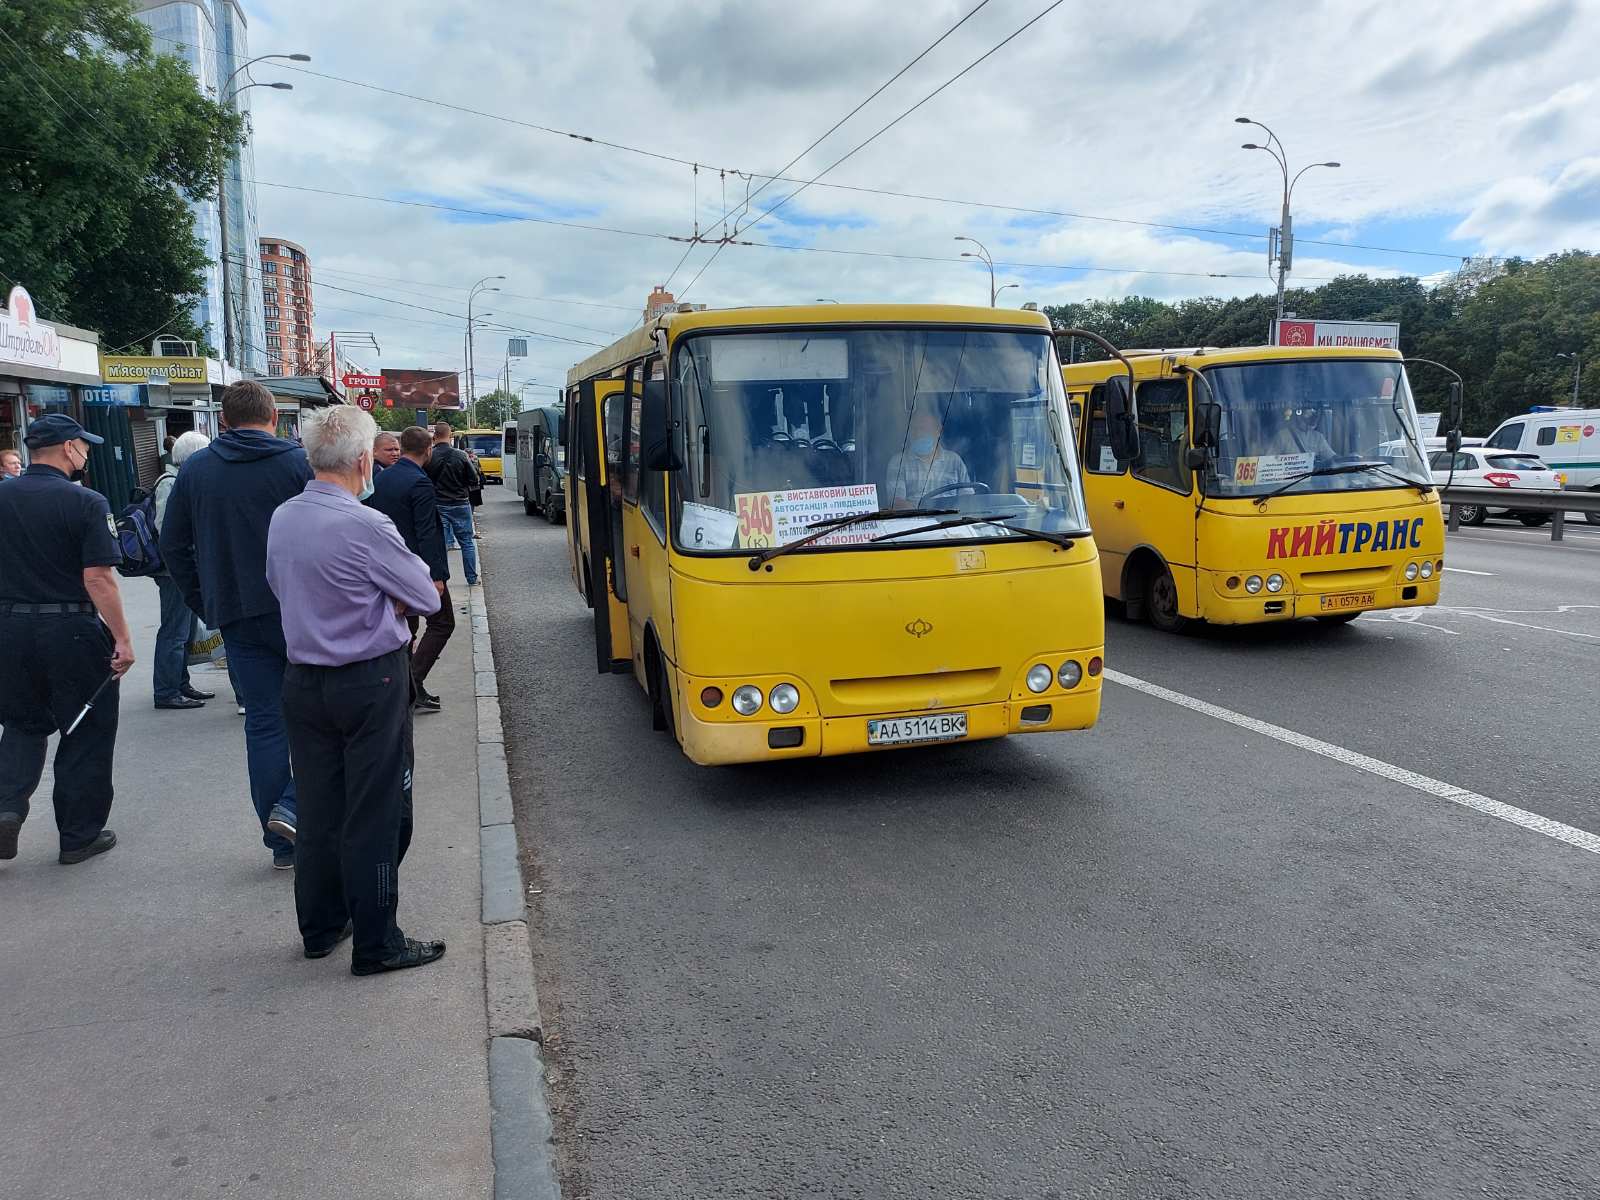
[1440,485,1600,542]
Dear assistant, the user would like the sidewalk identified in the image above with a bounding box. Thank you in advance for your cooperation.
[0,559,492,1199]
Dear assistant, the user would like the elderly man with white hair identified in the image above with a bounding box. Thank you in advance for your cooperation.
[266,405,445,975]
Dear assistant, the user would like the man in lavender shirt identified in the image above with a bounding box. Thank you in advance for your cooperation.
[266,406,446,976]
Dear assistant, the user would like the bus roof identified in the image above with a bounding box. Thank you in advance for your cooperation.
[1061,343,1405,386]
[566,303,1053,387]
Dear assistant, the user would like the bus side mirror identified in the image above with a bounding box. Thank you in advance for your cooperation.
[1103,376,1140,463]
[641,379,683,472]
[1446,380,1464,436]
[1195,400,1222,450]
[1445,429,1462,453]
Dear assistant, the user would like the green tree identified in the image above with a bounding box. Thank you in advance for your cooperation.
[0,0,242,349]
[471,389,520,429]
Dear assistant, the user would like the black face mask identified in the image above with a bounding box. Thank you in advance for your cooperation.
[65,444,88,483]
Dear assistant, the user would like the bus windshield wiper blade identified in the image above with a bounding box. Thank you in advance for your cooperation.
[747,507,956,570]
[1253,461,1405,507]
[870,512,1078,549]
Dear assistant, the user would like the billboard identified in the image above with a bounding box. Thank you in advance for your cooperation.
[382,369,462,411]
[1271,318,1401,350]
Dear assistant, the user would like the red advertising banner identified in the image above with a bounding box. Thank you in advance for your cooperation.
[343,372,384,389]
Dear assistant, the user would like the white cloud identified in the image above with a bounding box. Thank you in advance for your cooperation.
[235,0,1600,376]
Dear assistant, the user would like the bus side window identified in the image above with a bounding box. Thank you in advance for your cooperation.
[1132,380,1191,493]
[1084,386,1123,475]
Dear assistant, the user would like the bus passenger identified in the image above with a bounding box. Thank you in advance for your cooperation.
[886,407,969,508]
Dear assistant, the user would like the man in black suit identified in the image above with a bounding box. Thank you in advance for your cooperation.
[365,426,452,710]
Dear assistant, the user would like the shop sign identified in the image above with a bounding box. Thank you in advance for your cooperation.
[100,354,209,384]
[0,285,63,370]
[83,384,149,407]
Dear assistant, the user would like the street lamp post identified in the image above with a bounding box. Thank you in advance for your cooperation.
[955,236,996,306]
[995,283,1020,305]
[215,53,309,374]
[1236,117,1339,326]
[465,275,505,418]
[1556,352,1583,405]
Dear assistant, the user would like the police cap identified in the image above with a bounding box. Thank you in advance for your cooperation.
[23,413,104,449]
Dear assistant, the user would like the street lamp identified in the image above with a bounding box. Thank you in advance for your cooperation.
[955,236,996,306]
[996,283,1020,304]
[214,54,309,374]
[1556,352,1583,405]
[465,275,505,411]
[1236,116,1339,324]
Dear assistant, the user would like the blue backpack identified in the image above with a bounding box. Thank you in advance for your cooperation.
[114,480,165,577]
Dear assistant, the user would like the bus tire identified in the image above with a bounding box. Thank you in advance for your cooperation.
[522,488,538,516]
[1145,566,1188,634]
[646,636,674,736]
[543,492,560,525]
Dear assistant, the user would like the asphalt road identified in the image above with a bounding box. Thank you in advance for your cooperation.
[480,493,1598,1200]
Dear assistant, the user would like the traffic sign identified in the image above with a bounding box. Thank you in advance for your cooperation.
[354,391,376,411]
[343,372,384,389]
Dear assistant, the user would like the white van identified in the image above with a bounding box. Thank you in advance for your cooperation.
[1483,408,1600,523]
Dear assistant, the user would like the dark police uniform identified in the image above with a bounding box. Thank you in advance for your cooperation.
[0,420,123,857]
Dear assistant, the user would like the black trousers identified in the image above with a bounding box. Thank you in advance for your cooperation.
[0,612,119,853]
[281,647,414,963]
[406,582,455,687]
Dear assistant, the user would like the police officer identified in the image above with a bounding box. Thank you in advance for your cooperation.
[0,414,134,865]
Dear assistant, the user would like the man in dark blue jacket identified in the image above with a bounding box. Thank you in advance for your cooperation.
[160,381,313,870]
[365,425,451,710]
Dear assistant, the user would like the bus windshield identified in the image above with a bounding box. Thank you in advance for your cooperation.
[672,327,1087,553]
[1202,359,1431,498]
[463,434,501,457]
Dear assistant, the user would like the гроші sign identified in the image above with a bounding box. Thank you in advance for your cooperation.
[342,372,384,389]
[1272,318,1401,349]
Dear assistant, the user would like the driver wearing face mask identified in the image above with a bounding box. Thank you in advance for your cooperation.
[1266,403,1337,464]
[886,406,969,509]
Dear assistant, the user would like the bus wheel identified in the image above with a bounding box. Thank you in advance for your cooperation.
[543,492,560,525]
[522,488,538,516]
[1146,567,1188,634]
[647,641,674,736]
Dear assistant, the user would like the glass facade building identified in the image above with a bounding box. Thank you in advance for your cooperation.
[135,1,266,375]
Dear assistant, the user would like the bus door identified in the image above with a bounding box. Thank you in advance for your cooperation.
[502,422,519,494]
[577,378,631,673]
[617,356,676,689]
[564,387,582,587]
[1082,378,1199,607]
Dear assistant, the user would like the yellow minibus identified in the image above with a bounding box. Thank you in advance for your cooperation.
[1062,344,1444,632]
[565,304,1108,765]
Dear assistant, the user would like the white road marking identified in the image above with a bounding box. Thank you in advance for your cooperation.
[1357,609,1462,635]
[1104,669,1600,857]
[1443,566,1494,576]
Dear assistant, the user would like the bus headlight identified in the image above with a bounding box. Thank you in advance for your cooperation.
[1245,575,1264,594]
[1420,560,1434,580]
[1026,664,1053,693]
[731,685,764,716]
[1265,573,1284,593]
[1057,660,1082,689]
[769,683,800,714]
[1404,562,1419,581]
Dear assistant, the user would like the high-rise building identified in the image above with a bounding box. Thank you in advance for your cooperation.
[134,1,266,376]
[258,239,315,375]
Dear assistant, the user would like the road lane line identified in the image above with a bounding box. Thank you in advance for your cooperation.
[1104,669,1600,857]
[1443,566,1494,576]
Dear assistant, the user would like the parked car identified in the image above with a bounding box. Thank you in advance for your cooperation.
[1429,448,1564,526]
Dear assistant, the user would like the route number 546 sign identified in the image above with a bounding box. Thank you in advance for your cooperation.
[737,493,775,548]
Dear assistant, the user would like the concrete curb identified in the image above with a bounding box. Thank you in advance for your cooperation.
[470,577,560,1198]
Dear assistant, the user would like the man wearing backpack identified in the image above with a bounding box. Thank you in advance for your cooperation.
[149,431,213,711]
[160,383,312,870]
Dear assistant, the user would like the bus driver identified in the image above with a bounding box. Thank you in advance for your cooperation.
[886,407,969,508]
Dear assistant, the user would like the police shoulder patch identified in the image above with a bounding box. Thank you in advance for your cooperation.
[106,513,117,536]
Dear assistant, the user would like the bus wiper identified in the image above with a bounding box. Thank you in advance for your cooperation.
[747,507,956,571]
[870,513,1078,549]
[1252,460,1430,508]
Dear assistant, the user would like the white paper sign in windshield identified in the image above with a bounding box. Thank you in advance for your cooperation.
[1233,452,1314,485]
[709,336,848,381]
[680,502,740,550]
[732,484,878,548]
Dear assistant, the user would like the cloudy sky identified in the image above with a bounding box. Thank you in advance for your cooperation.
[224,0,1600,396]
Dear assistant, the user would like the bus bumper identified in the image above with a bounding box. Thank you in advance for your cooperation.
[1198,569,1443,623]
[676,690,1101,767]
